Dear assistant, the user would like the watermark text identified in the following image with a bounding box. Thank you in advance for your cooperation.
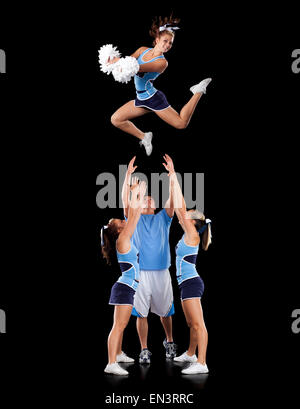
[291,49,300,74]
[291,309,300,334]
[0,309,6,333]
[96,166,204,211]
[0,49,6,73]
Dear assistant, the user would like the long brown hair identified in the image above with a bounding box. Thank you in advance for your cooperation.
[190,210,212,251]
[149,13,180,46]
[101,219,119,265]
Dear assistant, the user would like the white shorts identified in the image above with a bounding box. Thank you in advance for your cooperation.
[133,269,174,317]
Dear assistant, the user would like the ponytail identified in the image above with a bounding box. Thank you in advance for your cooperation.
[199,223,212,251]
[100,220,119,265]
[190,210,212,251]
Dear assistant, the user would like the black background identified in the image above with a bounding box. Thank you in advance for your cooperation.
[94,5,300,406]
[1,3,299,406]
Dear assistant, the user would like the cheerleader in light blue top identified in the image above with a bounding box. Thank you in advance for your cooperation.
[101,178,147,376]
[175,236,200,287]
[163,154,212,375]
[116,242,139,291]
[108,14,212,156]
[121,155,176,364]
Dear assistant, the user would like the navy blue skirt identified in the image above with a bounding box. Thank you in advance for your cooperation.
[135,90,170,111]
[109,282,135,306]
[179,276,205,300]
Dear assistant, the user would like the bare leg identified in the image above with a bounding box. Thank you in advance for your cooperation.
[181,300,198,356]
[181,298,208,364]
[136,317,148,350]
[155,93,203,129]
[117,332,123,356]
[111,100,150,139]
[107,305,132,364]
[160,316,173,342]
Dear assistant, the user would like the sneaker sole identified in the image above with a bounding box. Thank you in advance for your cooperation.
[104,370,129,375]
[174,356,197,364]
[117,359,135,363]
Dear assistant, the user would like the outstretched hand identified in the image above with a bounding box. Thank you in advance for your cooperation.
[129,177,147,209]
[128,156,138,176]
[138,181,147,206]
[162,154,175,176]
[130,176,139,192]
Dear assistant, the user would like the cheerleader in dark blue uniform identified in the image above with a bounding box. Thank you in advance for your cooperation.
[109,15,212,155]
[163,154,212,374]
[101,178,147,375]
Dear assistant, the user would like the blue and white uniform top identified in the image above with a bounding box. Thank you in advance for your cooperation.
[175,235,199,285]
[134,48,165,101]
[116,241,140,291]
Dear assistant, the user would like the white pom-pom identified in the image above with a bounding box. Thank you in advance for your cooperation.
[98,44,121,74]
[111,56,140,83]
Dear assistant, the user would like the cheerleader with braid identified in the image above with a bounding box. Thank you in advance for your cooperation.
[103,15,212,155]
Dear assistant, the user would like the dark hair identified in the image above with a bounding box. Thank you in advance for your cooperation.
[149,13,180,45]
[194,218,212,251]
[101,221,119,265]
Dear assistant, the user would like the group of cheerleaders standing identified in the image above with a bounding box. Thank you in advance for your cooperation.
[100,15,212,376]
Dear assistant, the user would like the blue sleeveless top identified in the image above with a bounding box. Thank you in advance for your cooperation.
[126,209,172,270]
[116,242,140,291]
[175,235,199,285]
[134,48,165,100]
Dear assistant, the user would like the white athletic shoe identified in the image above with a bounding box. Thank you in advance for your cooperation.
[181,362,209,374]
[173,351,197,363]
[116,351,135,363]
[190,78,212,95]
[104,362,129,376]
[139,132,153,156]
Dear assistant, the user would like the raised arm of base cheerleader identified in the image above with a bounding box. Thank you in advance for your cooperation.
[161,153,175,218]
[117,177,147,254]
[121,156,138,219]
[164,156,199,246]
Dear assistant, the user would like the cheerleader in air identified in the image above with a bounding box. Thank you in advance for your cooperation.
[101,178,147,375]
[99,15,212,156]
[163,154,212,374]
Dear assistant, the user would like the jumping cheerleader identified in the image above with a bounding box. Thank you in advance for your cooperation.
[108,15,212,155]
[163,154,212,374]
[102,178,147,375]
